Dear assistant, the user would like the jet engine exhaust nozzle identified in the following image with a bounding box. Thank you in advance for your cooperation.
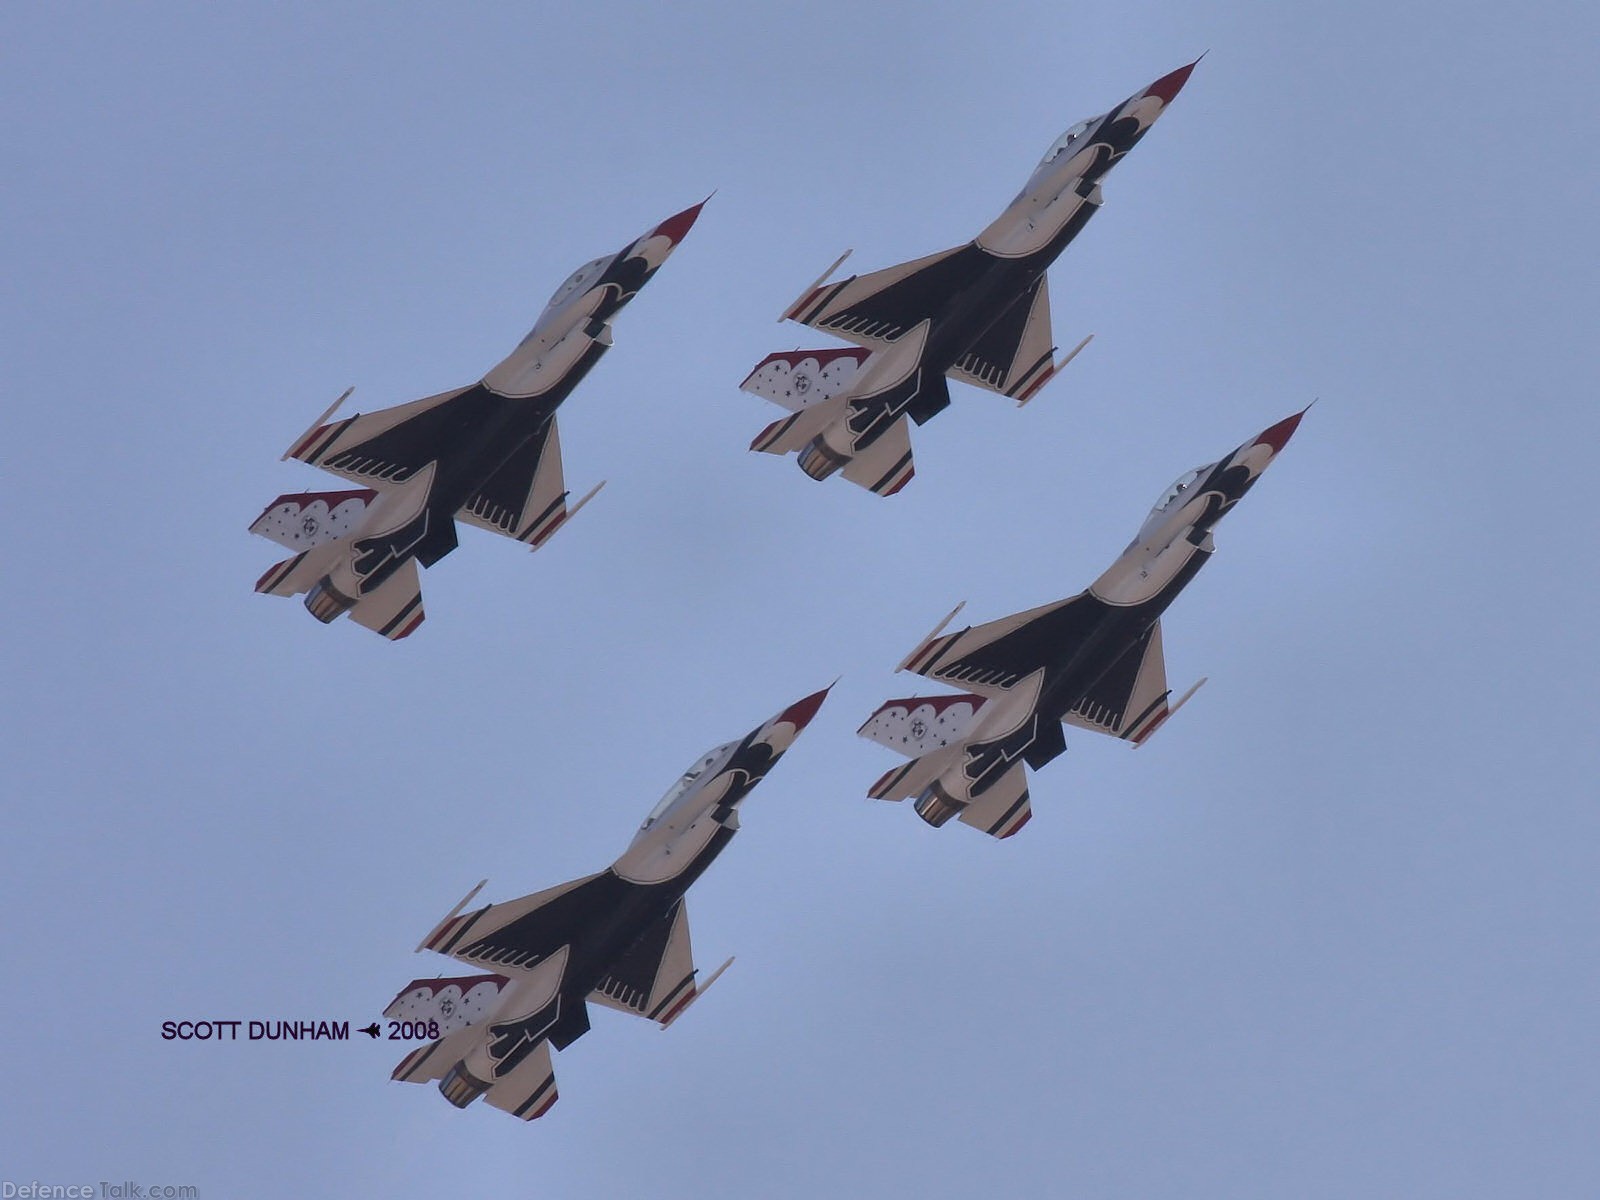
[797,438,848,482]
[304,577,356,624]
[438,1062,491,1109]
[914,782,966,828]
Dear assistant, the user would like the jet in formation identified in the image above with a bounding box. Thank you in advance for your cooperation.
[250,200,705,639]
[859,410,1305,838]
[383,688,829,1120]
[742,61,1198,496]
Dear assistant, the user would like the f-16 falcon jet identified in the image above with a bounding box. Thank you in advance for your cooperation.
[384,687,828,1121]
[250,200,705,638]
[859,411,1304,838]
[743,62,1197,496]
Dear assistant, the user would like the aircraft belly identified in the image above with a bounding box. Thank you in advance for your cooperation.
[977,182,1100,259]
[612,816,731,886]
[1092,538,1208,607]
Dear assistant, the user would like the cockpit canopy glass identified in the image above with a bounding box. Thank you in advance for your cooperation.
[1149,462,1215,521]
[542,255,610,315]
[641,741,737,829]
[1039,118,1097,167]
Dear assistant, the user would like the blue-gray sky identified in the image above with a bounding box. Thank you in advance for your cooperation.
[5,2,1598,1196]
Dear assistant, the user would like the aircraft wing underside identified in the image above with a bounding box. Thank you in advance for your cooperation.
[454,416,586,548]
[784,243,990,353]
[902,593,1102,698]
[1064,619,1173,743]
[420,872,630,976]
[588,897,700,1026]
[946,273,1058,401]
[286,384,492,487]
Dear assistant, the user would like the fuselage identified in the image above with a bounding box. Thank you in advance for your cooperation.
[814,63,1195,461]
[441,688,827,1084]
[307,204,702,610]
[924,411,1302,808]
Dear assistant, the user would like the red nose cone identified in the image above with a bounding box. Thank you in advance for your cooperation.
[1144,59,1199,105]
[648,197,709,246]
[776,685,832,734]
[1254,409,1305,454]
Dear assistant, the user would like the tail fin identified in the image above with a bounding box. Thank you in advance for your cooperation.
[385,974,510,1035]
[858,693,987,758]
[740,347,871,412]
[249,490,375,551]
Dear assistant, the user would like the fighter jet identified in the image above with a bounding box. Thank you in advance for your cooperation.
[743,62,1198,495]
[384,687,829,1121]
[250,200,705,638]
[859,411,1304,838]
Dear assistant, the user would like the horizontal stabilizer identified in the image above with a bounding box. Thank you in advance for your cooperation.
[385,974,509,1035]
[839,415,916,496]
[867,741,962,802]
[858,693,987,758]
[741,347,871,412]
[749,393,849,456]
[482,1038,559,1121]
[348,557,425,640]
[250,490,375,551]
[957,762,1032,839]
[254,541,341,598]
[391,1024,483,1085]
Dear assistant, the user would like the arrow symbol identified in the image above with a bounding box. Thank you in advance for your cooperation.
[358,1023,381,1039]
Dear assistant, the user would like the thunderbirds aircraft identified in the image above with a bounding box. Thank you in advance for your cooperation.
[250,200,705,638]
[384,688,829,1121]
[859,411,1304,838]
[743,61,1197,496]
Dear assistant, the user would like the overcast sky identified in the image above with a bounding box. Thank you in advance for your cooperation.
[5,2,1598,1196]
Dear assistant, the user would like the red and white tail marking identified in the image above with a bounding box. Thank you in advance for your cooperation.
[858,693,987,758]
[384,974,509,1035]
[741,347,871,413]
[249,489,375,551]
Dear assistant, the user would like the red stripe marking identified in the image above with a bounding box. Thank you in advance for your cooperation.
[527,511,568,547]
[1018,363,1059,403]
[869,765,907,799]
[783,286,827,322]
[749,415,792,452]
[998,810,1032,839]
[393,611,426,640]
[881,463,915,496]
[526,1090,558,1119]
[659,989,698,1026]
[289,424,332,459]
